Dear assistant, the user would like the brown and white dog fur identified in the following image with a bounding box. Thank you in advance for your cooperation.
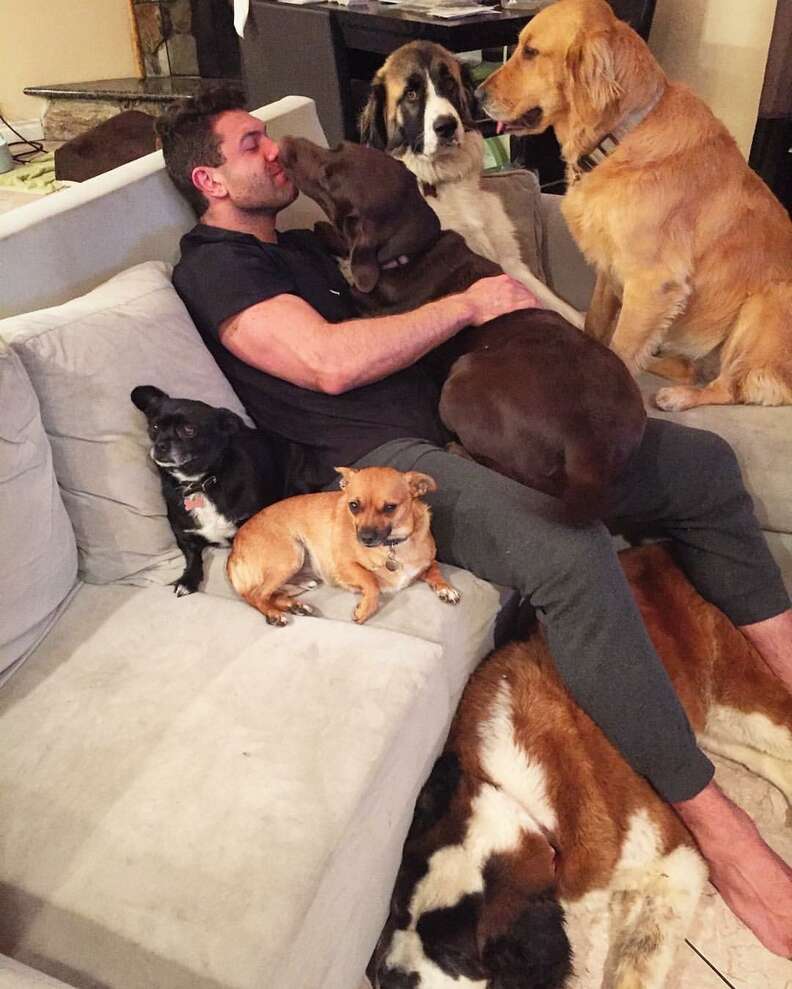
[369,544,792,989]
[359,40,585,330]
[227,465,460,625]
[478,0,792,411]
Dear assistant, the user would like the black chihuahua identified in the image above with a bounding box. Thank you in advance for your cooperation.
[131,385,286,596]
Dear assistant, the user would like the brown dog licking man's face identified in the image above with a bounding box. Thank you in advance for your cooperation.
[279,136,647,521]
[279,137,441,292]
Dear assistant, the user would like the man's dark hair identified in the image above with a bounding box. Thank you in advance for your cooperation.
[155,86,247,217]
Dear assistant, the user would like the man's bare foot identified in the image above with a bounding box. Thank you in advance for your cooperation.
[674,781,792,957]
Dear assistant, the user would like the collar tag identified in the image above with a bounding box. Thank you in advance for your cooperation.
[381,254,411,270]
[184,493,206,512]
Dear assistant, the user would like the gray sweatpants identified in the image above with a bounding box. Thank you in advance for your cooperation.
[353,419,790,803]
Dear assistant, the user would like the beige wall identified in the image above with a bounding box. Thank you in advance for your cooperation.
[649,0,777,157]
[0,0,138,124]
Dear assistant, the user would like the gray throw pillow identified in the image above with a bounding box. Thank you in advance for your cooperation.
[0,261,251,586]
[0,345,78,676]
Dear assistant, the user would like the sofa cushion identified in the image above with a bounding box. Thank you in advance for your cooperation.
[0,346,78,679]
[202,550,508,692]
[0,955,75,988]
[481,168,547,283]
[0,580,500,989]
[0,262,251,587]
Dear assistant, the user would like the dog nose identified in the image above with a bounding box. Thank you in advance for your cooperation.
[433,115,458,141]
[358,528,382,547]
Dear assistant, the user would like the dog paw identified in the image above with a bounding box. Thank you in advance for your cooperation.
[654,386,699,411]
[436,586,461,605]
[353,603,376,624]
[265,612,289,627]
[173,581,197,597]
[288,600,315,617]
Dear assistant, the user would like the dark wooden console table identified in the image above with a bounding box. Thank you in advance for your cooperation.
[241,0,655,150]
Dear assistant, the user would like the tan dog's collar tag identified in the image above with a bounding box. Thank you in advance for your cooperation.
[386,546,401,572]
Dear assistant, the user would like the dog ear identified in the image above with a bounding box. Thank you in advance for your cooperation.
[345,215,381,293]
[217,409,241,435]
[477,845,571,989]
[458,59,480,128]
[130,385,168,415]
[313,220,349,258]
[358,78,388,150]
[406,471,437,498]
[409,751,462,839]
[416,896,487,983]
[481,895,572,989]
[566,30,622,117]
[335,465,358,489]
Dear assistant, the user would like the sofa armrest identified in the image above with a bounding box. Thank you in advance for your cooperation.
[539,192,596,312]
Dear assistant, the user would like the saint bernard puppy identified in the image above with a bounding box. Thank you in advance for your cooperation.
[368,545,792,989]
[359,41,585,329]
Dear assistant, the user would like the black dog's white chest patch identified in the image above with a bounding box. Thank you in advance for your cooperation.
[184,493,237,546]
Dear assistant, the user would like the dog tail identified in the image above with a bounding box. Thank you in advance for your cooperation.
[562,410,646,521]
[728,285,792,405]
[561,445,616,522]
[226,548,264,608]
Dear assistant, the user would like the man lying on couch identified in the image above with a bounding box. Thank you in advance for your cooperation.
[156,87,792,956]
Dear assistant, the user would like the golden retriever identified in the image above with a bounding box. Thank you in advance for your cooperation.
[478,0,792,411]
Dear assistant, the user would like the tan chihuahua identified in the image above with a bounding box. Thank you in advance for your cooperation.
[227,466,460,625]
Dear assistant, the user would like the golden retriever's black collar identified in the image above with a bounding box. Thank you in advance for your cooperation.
[574,87,665,178]
[577,133,620,174]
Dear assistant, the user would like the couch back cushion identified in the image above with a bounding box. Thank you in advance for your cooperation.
[481,169,547,284]
[0,346,78,676]
[0,261,251,586]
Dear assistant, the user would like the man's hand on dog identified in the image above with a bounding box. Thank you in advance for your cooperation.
[462,274,539,326]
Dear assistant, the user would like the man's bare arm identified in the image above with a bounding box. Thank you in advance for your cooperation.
[219,274,537,394]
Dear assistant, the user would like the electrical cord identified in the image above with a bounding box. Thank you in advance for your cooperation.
[0,111,45,162]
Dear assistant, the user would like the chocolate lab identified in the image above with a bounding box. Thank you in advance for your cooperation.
[279,138,645,519]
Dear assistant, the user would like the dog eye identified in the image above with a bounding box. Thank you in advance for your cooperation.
[522,45,538,59]
[405,88,420,102]
[349,500,361,514]
[180,424,197,439]
[383,503,398,514]
[150,423,160,433]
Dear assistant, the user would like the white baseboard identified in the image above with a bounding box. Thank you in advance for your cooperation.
[0,118,44,145]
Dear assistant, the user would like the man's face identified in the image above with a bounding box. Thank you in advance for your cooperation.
[201,110,297,211]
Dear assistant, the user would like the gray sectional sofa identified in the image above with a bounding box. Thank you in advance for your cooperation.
[0,95,789,989]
